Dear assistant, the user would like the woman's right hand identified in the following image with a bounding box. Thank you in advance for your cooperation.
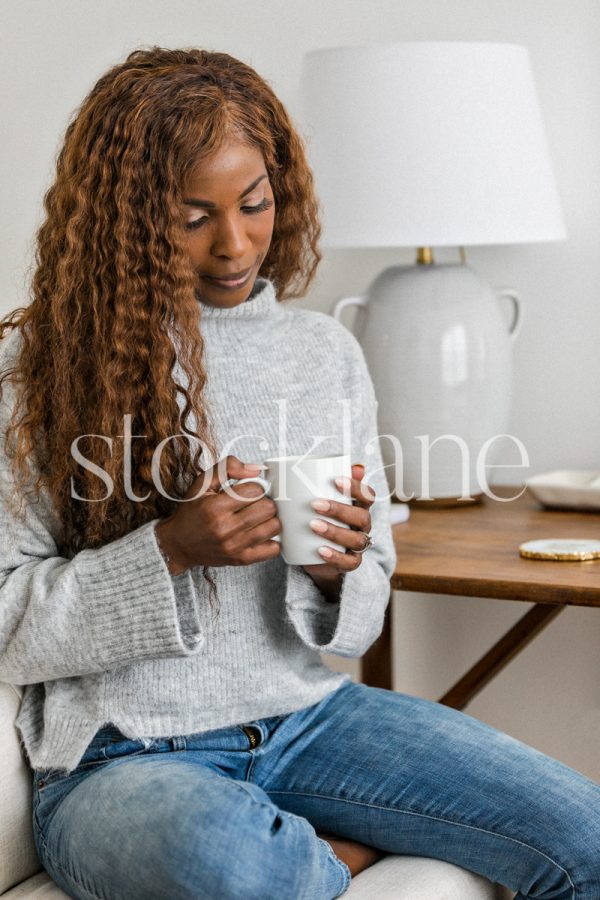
[154,455,281,575]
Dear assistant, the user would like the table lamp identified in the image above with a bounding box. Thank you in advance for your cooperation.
[300,42,566,505]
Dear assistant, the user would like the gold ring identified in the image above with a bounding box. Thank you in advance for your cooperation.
[350,531,374,554]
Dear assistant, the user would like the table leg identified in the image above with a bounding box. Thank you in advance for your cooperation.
[439,603,564,710]
[361,589,393,689]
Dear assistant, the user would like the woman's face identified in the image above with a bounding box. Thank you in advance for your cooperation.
[182,138,276,308]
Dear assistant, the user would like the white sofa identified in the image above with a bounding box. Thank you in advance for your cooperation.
[1,682,503,899]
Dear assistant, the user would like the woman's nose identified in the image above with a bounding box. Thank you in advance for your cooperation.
[211,215,252,259]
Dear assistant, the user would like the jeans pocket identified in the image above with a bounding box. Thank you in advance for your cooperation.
[34,767,63,791]
[34,756,108,792]
[32,758,109,858]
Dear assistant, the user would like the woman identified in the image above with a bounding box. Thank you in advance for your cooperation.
[1,46,599,900]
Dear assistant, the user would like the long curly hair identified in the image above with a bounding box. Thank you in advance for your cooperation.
[0,46,322,604]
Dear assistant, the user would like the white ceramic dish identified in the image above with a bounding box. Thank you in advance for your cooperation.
[526,470,600,511]
[389,503,410,525]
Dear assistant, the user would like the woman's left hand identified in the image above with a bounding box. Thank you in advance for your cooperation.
[303,463,375,582]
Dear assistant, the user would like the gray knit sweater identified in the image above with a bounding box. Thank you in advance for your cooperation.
[0,278,396,773]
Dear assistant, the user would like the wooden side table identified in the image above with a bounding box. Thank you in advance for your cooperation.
[361,486,600,708]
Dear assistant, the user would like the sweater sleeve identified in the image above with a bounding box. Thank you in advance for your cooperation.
[0,357,205,685]
[284,322,397,657]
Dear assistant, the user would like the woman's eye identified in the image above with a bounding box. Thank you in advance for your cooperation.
[241,198,274,215]
[184,198,273,231]
[185,216,208,231]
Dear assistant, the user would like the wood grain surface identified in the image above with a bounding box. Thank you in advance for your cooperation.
[391,486,600,606]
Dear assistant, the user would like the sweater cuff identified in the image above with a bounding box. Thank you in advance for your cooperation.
[284,555,388,658]
[75,519,204,669]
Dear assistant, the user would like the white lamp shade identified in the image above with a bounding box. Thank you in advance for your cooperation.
[300,42,566,248]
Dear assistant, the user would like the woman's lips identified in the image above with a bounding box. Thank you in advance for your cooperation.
[202,267,253,290]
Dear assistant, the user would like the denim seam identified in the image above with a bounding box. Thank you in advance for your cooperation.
[266,789,576,899]
[322,842,352,894]
[33,817,107,900]
[247,754,257,780]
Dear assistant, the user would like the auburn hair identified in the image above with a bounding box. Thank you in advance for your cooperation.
[0,46,322,605]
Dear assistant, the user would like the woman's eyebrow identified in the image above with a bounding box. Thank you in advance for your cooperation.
[183,174,268,208]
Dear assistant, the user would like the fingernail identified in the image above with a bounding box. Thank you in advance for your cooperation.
[311,499,330,512]
[319,546,333,558]
[354,463,365,470]
[245,464,264,472]
[310,518,328,533]
[335,477,350,490]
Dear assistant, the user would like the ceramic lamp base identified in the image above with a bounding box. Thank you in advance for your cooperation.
[332,263,522,503]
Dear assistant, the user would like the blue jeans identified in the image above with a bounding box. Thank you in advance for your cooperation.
[33,681,600,899]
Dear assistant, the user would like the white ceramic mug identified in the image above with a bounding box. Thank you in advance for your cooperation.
[232,453,352,565]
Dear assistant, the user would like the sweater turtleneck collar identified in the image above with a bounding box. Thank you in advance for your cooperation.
[196,277,280,320]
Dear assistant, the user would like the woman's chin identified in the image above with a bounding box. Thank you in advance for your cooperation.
[195,275,260,307]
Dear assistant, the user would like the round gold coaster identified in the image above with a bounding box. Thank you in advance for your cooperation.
[519,539,600,561]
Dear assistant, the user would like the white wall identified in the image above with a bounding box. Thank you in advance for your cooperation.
[2,0,600,780]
